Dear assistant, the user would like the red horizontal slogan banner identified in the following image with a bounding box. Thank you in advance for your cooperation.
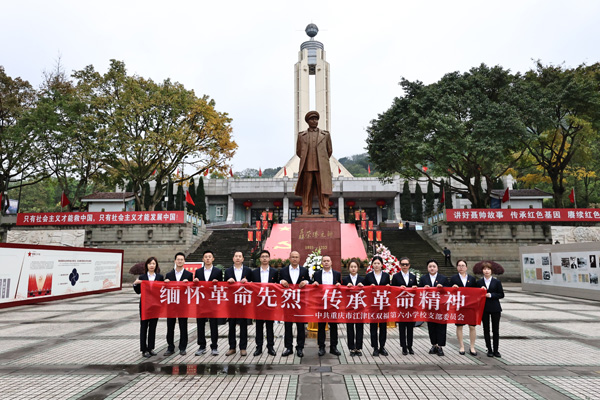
[141,282,486,325]
[446,208,600,222]
[17,211,185,226]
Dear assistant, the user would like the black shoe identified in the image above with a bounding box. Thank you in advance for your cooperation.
[296,348,304,358]
[350,350,356,357]
[493,352,501,358]
[330,347,341,356]
[372,349,379,356]
[408,347,414,355]
[437,347,444,356]
[429,346,437,354]
[379,348,389,356]
[267,347,276,356]
[142,351,151,358]
[487,350,494,357]
[179,350,187,356]
[459,350,465,355]
[253,348,262,356]
[318,347,326,357]
[402,347,408,356]
[282,348,293,357]
[149,350,157,356]
[164,349,174,356]
[355,350,362,357]
[469,350,478,356]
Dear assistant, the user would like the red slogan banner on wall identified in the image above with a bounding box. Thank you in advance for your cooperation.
[446,208,600,222]
[141,282,486,324]
[17,211,185,226]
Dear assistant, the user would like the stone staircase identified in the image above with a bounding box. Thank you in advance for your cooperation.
[186,228,255,268]
[379,230,453,276]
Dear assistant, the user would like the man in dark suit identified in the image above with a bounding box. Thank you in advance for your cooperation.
[224,250,253,356]
[312,255,342,356]
[418,259,449,356]
[163,252,193,356]
[279,250,310,357]
[391,257,418,355]
[193,250,223,356]
[251,250,279,356]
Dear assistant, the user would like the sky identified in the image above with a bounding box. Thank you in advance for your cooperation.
[2,0,600,173]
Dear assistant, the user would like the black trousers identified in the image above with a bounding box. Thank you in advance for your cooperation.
[166,317,188,351]
[284,322,305,350]
[255,320,274,349]
[398,322,414,349]
[482,311,501,352]
[317,322,338,348]
[346,323,363,350]
[427,322,447,347]
[370,322,387,349]
[228,318,248,350]
[140,318,158,352]
[196,318,219,349]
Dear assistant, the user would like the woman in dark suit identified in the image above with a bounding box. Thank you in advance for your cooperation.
[364,255,391,356]
[342,258,365,356]
[418,259,449,356]
[133,257,164,358]
[449,259,478,355]
[476,261,504,358]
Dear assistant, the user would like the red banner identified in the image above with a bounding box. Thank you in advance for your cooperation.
[446,208,600,222]
[141,282,486,324]
[17,211,185,226]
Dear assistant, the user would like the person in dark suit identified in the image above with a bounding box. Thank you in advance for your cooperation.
[133,256,164,358]
[224,250,253,356]
[312,255,342,357]
[193,250,223,356]
[251,250,279,356]
[418,259,449,356]
[279,250,310,357]
[476,261,504,358]
[343,258,365,356]
[391,257,418,355]
[163,252,193,356]
[449,259,478,356]
[364,255,391,357]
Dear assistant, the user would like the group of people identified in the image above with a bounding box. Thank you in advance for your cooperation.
[133,250,504,359]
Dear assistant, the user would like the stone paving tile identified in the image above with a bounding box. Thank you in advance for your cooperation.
[535,303,600,311]
[0,310,70,321]
[480,339,600,366]
[0,339,42,355]
[0,374,116,400]
[34,302,108,311]
[50,310,139,321]
[347,375,543,399]
[0,321,101,338]
[502,310,595,321]
[533,376,600,400]
[501,303,547,310]
[105,374,295,400]
[446,320,554,339]
[539,322,600,339]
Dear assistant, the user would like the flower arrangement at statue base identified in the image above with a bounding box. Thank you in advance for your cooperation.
[304,248,323,279]
[366,243,401,275]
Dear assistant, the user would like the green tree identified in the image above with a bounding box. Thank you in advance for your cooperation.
[72,60,237,211]
[400,180,412,220]
[175,184,183,211]
[515,62,600,207]
[143,182,152,210]
[197,176,207,221]
[167,178,174,210]
[367,64,526,208]
[425,180,435,216]
[413,183,423,222]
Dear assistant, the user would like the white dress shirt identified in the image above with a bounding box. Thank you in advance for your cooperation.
[175,269,184,281]
[204,267,213,281]
[290,266,300,284]
[260,267,270,283]
[322,269,333,285]
[234,266,243,282]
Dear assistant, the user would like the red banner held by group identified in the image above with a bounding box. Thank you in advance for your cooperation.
[141,282,486,325]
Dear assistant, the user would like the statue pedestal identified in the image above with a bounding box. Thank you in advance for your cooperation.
[292,216,342,271]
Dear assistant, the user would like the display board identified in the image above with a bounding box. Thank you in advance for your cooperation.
[0,243,123,307]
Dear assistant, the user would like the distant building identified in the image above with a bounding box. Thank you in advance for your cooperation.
[81,192,136,212]
[490,188,553,209]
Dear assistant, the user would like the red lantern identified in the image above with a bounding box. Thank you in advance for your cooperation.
[376,200,386,208]
[346,200,356,209]
[273,200,283,209]
[243,200,253,209]
[293,200,302,209]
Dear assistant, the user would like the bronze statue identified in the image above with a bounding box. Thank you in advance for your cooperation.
[294,111,332,215]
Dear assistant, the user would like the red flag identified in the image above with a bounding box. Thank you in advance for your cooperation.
[569,188,575,204]
[422,166,428,172]
[502,188,510,203]
[61,192,71,207]
[259,168,262,177]
[152,169,156,176]
[185,190,195,206]
[284,167,287,176]
[204,169,209,177]
[441,188,446,204]
[229,168,234,177]
[367,165,371,175]
[338,166,341,174]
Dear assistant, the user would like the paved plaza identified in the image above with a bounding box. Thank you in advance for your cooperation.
[0,285,599,399]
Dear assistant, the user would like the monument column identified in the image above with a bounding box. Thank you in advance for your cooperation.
[282,196,289,223]
[394,193,401,221]
[338,196,345,223]
[226,195,235,222]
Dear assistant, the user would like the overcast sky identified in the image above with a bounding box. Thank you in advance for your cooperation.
[2,0,599,172]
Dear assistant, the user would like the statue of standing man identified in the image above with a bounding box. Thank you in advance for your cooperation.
[294,111,332,216]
